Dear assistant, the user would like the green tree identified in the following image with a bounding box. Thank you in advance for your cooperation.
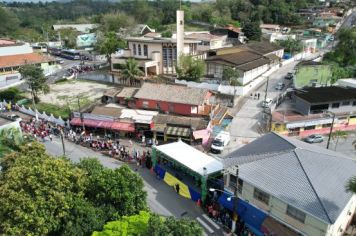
[58,28,78,48]
[331,130,348,151]
[346,177,356,194]
[100,12,135,33]
[0,142,87,235]
[97,31,126,68]
[77,158,147,220]
[93,211,203,236]
[329,64,353,84]
[276,38,303,55]
[0,7,19,36]
[122,58,144,86]
[243,21,262,41]
[176,55,206,82]
[19,64,49,104]
[222,67,241,86]
[161,30,173,38]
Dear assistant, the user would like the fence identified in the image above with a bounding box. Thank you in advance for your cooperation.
[1,100,67,127]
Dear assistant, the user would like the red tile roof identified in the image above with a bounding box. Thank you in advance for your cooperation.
[0,39,16,46]
[0,53,54,68]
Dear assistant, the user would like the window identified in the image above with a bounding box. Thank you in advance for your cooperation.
[238,178,243,194]
[253,188,270,205]
[322,123,332,128]
[138,44,142,56]
[229,175,237,190]
[353,101,356,106]
[286,205,306,223]
[332,103,340,108]
[304,125,315,130]
[133,44,137,55]
[142,101,149,108]
[143,45,148,56]
[342,101,350,106]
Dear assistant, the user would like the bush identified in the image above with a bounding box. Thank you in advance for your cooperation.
[0,87,21,101]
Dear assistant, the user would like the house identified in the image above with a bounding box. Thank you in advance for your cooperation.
[0,39,60,88]
[222,132,356,236]
[271,86,356,136]
[260,24,281,33]
[263,32,297,43]
[245,41,284,58]
[210,25,245,45]
[131,24,155,36]
[205,47,271,85]
[182,32,227,52]
[133,83,212,116]
[312,16,342,28]
[111,36,200,76]
[52,24,98,33]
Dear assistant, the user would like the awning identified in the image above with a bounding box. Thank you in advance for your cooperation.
[111,122,135,132]
[218,192,235,211]
[96,120,114,129]
[165,126,191,137]
[70,118,98,128]
[193,129,211,140]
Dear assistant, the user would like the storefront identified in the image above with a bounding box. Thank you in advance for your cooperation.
[152,141,223,204]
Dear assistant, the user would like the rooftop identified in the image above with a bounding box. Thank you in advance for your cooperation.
[0,39,16,46]
[134,83,209,106]
[91,106,122,118]
[205,49,270,71]
[245,41,283,55]
[52,24,98,33]
[295,86,356,103]
[152,114,208,131]
[155,140,223,176]
[223,132,356,224]
[185,33,224,41]
[0,53,55,68]
[126,37,200,44]
[260,24,281,29]
[116,87,139,98]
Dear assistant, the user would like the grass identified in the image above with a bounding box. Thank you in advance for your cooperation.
[295,65,331,88]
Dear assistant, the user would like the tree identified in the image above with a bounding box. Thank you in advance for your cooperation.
[19,64,49,104]
[122,58,144,85]
[176,55,206,82]
[222,67,240,85]
[331,130,348,151]
[276,38,303,55]
[0,7,19,37]
[93,211,203,236]
[346,177,356,194]
[0,142,87,235]
[58,28,78,48]
[100,12,135,33]
[242,21,262,41]
[77,158,147,220]
[97,31,126,68]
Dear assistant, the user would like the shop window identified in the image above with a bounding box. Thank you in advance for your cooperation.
[332,103,340,108]
[304,125,315,130]
[238,178,243,194]
[229,174,237,190]
[253,188,270,205]
[286,205,306,223]
[322,123,331,128]
[353,101,356,106]
[342,101,350,106]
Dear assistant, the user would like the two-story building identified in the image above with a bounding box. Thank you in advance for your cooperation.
[272,86,356,136]
[133,83,212,117]
[111,36,200,76]
[222,132,356,236]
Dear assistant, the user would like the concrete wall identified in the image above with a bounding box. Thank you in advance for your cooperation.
[239,180,329,236]
[0,72,21,88]
[295,96,356,115]
[0,43,33,56]
[135,98,196,116]
[327,195,356,236]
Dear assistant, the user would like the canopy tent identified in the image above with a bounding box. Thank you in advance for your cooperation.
[155,140,223,176]
[70,118,135,132]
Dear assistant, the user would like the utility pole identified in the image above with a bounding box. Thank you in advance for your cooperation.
[326,111,336,149]
[264,76,269,102]
[60,128,66,156]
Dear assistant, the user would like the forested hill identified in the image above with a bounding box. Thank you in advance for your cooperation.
[0,0,327,41]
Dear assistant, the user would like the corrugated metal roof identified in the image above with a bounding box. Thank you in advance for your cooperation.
[223,132,356,224]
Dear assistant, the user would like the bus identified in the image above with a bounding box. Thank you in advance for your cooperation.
[48,47,62,56]
[60,49,81,60]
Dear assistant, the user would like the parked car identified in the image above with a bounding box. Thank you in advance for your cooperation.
[275,82,285,90]
[7,114,21,121]
[210,131,230,153]
[285,72,294,80]
[261,98,273,108]
[303,134,324,143]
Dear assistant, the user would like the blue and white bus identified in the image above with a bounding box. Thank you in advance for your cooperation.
[60,49,81,60]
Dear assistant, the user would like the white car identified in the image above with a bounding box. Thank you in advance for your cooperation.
[211,131,230,153]
[261,98,273,108]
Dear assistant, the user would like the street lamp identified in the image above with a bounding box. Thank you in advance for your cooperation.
[324,110,336,149]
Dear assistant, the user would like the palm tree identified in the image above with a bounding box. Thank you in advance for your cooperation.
[122,58,144,86]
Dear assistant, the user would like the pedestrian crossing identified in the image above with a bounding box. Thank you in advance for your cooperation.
[196,214,223,236]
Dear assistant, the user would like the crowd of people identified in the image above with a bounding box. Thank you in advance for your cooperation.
[20,119,54,142]
[67,64,94,76]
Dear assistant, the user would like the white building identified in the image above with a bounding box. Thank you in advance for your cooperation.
[223,132,356,236]
[172,32,227,52]
[52,24,98,33]
[0,39,60,88]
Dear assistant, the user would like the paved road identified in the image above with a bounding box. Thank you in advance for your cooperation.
[44,137,225,236]
[314,132,356,159]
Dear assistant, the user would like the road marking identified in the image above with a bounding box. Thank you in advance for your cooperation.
[202,214,220,229]
[196,217,214,234]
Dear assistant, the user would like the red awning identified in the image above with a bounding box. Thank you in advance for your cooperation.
[96,120,114,129]
[111,122,135,132]
[70,117,82,126]
[70,118,100,128]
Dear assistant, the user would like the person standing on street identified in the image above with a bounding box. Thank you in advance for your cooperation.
[175,184,180,194]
